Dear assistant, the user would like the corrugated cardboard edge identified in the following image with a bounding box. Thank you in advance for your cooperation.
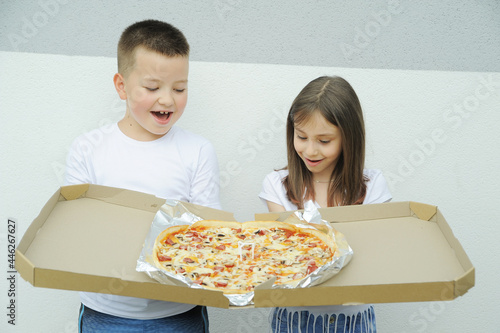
[409,201,437,221]
[255,201,410,223]
[16,187,62,280]
[179,201,236,221]
[60,183,89,201]
[254,281,462,307]
[435,208,475,297]
[27,267,230,308]
[86,184,165,213]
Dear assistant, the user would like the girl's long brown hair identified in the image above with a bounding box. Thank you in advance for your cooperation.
[283,76,367,208]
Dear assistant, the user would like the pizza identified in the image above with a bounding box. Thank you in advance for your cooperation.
[152,220,337,294]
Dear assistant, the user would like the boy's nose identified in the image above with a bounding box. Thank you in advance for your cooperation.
[158,91,174,107]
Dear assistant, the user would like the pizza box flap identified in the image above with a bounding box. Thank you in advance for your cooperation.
[16,184,234,308]
[253,201,474,307]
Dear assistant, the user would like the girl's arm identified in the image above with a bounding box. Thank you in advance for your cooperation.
[266,200,286,212]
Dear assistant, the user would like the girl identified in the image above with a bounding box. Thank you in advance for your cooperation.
[259,76,392,332]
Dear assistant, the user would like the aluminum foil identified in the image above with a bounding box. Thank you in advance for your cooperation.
[136,199,353,306]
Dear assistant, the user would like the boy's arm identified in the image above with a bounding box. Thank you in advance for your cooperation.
[189,142,221,209]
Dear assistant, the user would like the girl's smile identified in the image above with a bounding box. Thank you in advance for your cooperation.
[304,157,324,167]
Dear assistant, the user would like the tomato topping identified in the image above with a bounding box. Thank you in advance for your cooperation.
[308,243,317,248]
[183,258,195,263]
[177,268,186,273]
[157,255,172,262]
[165,237,175,245]
[179,245,188,250]
[214,266,224,272]
[192,237,203,243]
[215,244,226,251]
[215,280,228,287]
[306,262,318,275]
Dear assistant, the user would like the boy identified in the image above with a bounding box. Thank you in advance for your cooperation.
[65,20,219,332]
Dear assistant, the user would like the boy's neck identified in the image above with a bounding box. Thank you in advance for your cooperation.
[118,117,169,141]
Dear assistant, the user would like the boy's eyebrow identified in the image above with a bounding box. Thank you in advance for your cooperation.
[143,77,188,84]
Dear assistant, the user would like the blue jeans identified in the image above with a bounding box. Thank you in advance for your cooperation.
[271,306,376,333]
[78,304,209,333]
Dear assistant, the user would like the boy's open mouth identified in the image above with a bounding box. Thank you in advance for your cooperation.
[151,111,172,123]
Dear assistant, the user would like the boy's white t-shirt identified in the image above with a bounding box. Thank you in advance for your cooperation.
[64,123,220,319]
[258,168,392,316]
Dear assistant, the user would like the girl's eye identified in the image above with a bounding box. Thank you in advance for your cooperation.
[320,140,330,144]
[145,87,158,91]
[174,88,186,93]
[297,135,307,140]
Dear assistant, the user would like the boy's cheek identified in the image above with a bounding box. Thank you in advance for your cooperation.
[129,87,148,103]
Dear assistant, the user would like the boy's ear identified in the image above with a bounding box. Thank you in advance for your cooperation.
[113,73,127,100]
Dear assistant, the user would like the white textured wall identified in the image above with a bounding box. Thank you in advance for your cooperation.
[1,51,499,332]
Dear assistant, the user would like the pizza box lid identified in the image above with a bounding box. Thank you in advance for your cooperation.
[16,184,474,309]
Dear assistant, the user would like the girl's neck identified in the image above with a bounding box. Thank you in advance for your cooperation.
[313,178,333,183]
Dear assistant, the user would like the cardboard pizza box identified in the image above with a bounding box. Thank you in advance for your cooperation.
[16,184,474,308]
[254,203,475,306]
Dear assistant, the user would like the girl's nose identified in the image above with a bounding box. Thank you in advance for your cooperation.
[306,142,318,156]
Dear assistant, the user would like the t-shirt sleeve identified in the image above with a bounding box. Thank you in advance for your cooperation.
[189,141,221,209]
[64,136,94,186]
[363,169,392,204]
[258,171,285,208]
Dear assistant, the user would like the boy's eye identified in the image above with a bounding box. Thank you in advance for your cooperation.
[297,135,307,140]
[174,88,186,93]
[319,140,330,144]
[145,87,158,91]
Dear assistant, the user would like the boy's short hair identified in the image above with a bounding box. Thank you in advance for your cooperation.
[117,19,190,76]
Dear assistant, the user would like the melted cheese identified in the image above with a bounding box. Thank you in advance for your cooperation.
[156,224,334,291]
